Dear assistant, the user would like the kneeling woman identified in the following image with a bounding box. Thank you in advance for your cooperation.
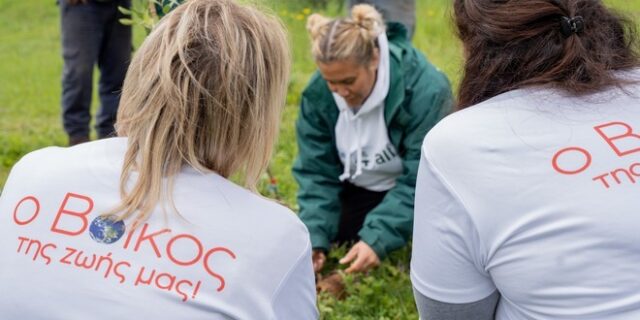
[293,4,453,273]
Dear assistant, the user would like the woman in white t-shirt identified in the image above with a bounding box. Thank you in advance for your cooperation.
[0,0,318,319]
[411,0,640,319]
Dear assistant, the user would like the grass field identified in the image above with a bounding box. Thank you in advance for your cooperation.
[1,0,639,318]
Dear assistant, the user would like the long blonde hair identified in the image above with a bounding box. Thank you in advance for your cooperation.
[113,0,290,226]
[307,4,384,64]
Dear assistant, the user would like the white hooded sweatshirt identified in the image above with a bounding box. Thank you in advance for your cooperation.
[334,32,403,192]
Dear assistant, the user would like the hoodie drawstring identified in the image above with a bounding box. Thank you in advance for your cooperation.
[339,111,364,181]
[354,118,363,178]
[339,109,352,181]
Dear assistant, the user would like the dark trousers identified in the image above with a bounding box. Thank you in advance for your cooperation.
[59,0,132,139]
[335,182,387,245]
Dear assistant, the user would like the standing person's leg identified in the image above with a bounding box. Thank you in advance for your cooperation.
[60,0,104,145]
[95,0,132,139]
[348,0,416,39]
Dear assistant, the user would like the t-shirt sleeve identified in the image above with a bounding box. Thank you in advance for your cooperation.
[410,148,496,303]
[0,151,39,207]
[271,240,319,320]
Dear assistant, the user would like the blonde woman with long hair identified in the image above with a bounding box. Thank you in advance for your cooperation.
[0,0,318,318]
[293,4,452,274]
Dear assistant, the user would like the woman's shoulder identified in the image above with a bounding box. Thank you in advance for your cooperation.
[5,146,60,183]
[301,71,331,100]
[211,177,310,238]
[299,72,337,121]
[9,139,119,178]
[423,89,536,156]
[387,40,450,96]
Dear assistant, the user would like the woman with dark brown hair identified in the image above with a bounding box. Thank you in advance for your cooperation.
[411,0,639,319]
[0,0,318,318]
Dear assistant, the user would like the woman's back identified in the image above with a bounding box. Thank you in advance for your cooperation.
[0,138,317,319]
[0,0,317,317]
[412,71,640,319]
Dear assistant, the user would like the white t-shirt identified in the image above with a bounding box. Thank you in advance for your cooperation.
[411,77,640,319]
[0,138,318,320]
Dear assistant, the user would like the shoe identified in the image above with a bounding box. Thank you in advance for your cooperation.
[68,135,90,146]
[98,131,116,139]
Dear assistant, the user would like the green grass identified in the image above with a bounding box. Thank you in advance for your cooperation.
[1,0,639,318]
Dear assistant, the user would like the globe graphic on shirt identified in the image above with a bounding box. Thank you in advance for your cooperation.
[89,215,126,244]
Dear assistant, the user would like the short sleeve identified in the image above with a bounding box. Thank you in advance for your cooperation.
[271,240,319,320]
[0,151,40,207]
[410,149,496,303]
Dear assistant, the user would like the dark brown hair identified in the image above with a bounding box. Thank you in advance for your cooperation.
[454,0,640,109]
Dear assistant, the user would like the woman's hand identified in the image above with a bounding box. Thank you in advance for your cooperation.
[312,249,326,272]
[340,241,380,273]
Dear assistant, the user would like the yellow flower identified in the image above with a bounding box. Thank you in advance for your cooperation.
[296,14,305,21]
[427,10,435,17]
[303,8,311,15]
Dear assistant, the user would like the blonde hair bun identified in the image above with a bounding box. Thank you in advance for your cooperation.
[307,13,331,41]
[351,4,384,38]
[306,4,384,64]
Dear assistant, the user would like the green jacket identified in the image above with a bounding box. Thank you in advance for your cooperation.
[293,23,453,259]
